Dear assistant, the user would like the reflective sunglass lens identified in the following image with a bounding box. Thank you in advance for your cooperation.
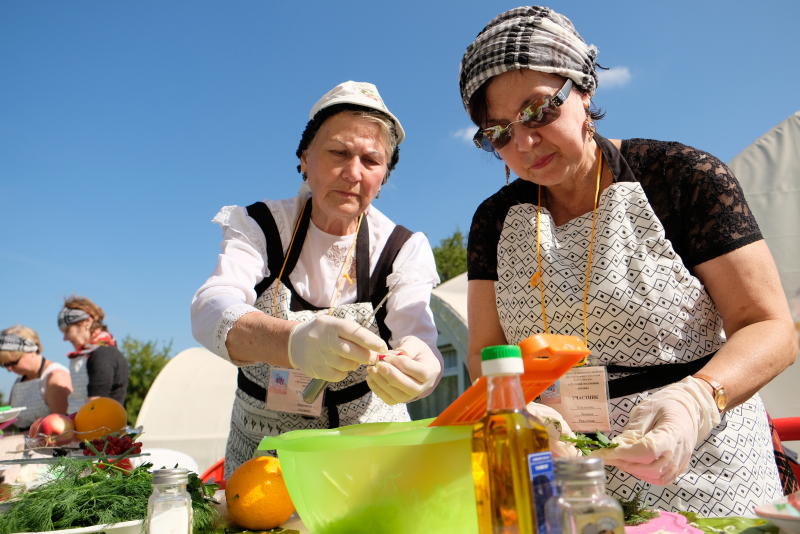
[473,131,498,152]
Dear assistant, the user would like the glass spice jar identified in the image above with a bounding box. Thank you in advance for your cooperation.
[146,468,193,534]
[545,457,624,534]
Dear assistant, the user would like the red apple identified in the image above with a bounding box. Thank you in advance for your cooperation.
[37,413,75,445]
[28,416,45,439]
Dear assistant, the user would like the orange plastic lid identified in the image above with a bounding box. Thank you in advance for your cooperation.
[429,333,590,427]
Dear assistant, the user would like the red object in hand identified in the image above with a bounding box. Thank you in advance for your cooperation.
[377,349,406,361]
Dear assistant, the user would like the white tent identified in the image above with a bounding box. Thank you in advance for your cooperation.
[430,272,468,356]
[729,111,800,419]
[135,347,237,473]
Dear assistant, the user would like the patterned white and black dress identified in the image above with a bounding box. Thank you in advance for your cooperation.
[467,135,782,514]
[224,199,412,477]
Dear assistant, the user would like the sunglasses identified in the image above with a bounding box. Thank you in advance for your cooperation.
[473,78,573,152]
[2,358,22,369]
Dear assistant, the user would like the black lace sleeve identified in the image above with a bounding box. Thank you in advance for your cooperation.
[467,180,535,280]
[621,139,762,268]
[467,197,501,281]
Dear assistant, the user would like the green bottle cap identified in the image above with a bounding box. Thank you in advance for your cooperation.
[480,345,524,375]
[480,345,522,361]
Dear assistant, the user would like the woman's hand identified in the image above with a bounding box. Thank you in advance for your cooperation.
[287,315,387,382]
[591,376,720,485]
[525,402,582,458]
[366,336,442,405]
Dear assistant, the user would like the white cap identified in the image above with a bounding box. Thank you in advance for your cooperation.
[480,345,524,376]
[309,80,405,144]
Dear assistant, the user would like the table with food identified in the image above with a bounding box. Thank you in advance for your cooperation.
[0,336,798,534]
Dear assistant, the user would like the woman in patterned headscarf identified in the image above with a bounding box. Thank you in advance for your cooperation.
[58,295,129,408]
[0,325,73,429]
[461,5,797,513]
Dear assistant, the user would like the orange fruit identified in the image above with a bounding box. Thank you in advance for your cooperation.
[74,397,128,441]
[225,456,295,530]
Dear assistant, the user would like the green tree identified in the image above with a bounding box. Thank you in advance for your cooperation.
[121,336,173,426]
[432,229,468,282]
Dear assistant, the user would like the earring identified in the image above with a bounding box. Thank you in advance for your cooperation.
[584,105,596,139]
[584,116,596,139]
[505,165,511,186]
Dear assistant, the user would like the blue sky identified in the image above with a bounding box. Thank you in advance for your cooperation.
[2,0,798,397]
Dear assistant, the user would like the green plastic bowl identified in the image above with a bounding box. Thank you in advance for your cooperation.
[259,418,477,534]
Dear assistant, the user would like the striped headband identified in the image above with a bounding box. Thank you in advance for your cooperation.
[58,307,91,331]
[0,333,38,353]
[459,5,599,110]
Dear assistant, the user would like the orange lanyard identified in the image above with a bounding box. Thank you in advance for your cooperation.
[530,148,603,360]
[272,200,362,316]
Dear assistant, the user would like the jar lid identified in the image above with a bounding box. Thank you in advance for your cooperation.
[480,345,523,376]
[555,457,605,479]
[151,468,190,485]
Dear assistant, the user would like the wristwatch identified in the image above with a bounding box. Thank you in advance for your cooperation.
[693,373,728,412]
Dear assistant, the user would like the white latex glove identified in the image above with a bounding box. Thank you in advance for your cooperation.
[366,336,442,405]
[525,402,583,459]
[287,315,387,382]
[591,376,720,486]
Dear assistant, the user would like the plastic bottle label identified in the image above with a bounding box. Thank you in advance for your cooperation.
[528,451,556,534]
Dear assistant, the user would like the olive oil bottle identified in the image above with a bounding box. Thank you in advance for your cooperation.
[472,345,555,534]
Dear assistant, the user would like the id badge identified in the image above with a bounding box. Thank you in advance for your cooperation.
[540,366,611,433]
[265,367,323,417]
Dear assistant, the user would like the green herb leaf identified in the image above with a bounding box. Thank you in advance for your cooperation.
[559,431,619,456]
[619,491,659,526]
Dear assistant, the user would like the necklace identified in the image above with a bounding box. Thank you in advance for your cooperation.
[272,200,362,316]
[530,147,603,360]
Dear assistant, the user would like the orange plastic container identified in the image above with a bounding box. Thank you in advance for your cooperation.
[429,334,590,427]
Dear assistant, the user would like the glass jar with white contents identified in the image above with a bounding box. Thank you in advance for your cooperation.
[545,457,625,534]
[146,468,193,534]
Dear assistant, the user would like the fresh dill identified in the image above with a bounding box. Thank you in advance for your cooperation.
[619,491,659,526]
[0,458,220,534]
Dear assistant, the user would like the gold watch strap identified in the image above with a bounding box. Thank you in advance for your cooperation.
[693,373,727,412]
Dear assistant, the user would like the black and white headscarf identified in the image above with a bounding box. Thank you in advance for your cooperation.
[0,333,38,353]
[57,307,91,331]
[459,5,599,110]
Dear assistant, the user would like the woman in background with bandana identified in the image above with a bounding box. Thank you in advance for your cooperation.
[460,6,797,513]
[58,295,129,407]
[0,325,73,429]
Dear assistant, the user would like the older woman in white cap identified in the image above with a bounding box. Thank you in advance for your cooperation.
[191,80,443,476]
[460,6,796,513]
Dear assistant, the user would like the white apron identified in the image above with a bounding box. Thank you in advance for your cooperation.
[224,199,411,477]
[9,361,73,428]
[495,181,782,514]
